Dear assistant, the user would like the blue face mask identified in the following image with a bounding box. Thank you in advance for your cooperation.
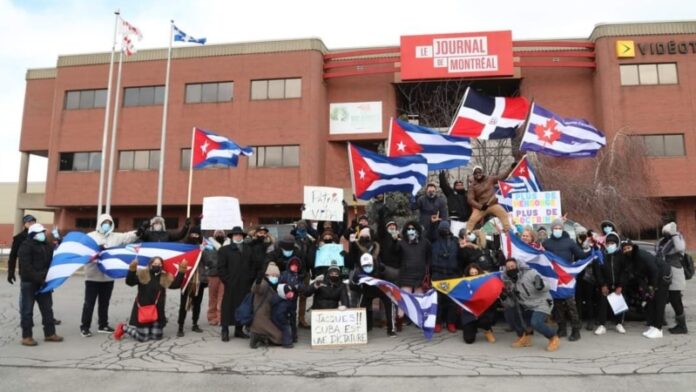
[101,223,112,234]
[268,276,279,285]
[468,233,477,242]
[363,265,374,274]
[552,229,563,239]
[34,232,46,242]
[233,239,243,245]
[282,249,293,258]
[603,226,613,235]
[606,244,618,254]
[296,229,307,238]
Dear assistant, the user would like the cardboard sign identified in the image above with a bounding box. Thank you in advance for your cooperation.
[201,196,242,230]
[511,191,562,226]
[315,243,345,268]
[311,308,368,347]
[302,186,344,222]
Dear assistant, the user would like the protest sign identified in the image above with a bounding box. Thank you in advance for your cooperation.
[511,191,562,226]
[449,220,467,237]
[201,197,242,230]
[311,308,367,347]
[315,244,345,268]
[302,186,344,222]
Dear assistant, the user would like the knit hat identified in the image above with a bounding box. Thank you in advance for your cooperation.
[295,220,308,230]
[537,226,548,233]
[358,214,369,222]
[662,222,677,236]
[359,227,371,239]
[213,229,226,237]
[327,260,341,275]
[265,262,280,277]
[551,218,564,229]
[23,214,37,223]
[605,232,621,245]
[385,221,397,229]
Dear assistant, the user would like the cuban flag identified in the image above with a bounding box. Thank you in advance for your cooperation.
[520,102,606,158]
[358,276,438,339]
[192,127,253,169]
[501,230,601,299]
[387,118,471,170]
[99,242,202,289]
[348,143,427,201]
[496,156,542,211]
[449,87,530,140]
[432,273,504,317]
[173,24,206,44]
[39,232,101,294]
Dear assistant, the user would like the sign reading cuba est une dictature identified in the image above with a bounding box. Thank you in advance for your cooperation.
[311,308,367,347]
[511,191,562,226]
[400,31,514,80]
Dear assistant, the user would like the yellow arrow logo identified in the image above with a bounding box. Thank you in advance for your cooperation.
[616,40,635,58]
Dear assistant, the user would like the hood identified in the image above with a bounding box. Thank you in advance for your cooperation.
[600,220,617,232]
[605,232,621,245]
[437,220,451,232]
[662,222,677,236]
[401,220,422,237]
[150,216,166,231]
[97,214,113,228]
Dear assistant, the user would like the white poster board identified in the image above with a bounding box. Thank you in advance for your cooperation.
[201,196,242,230]
[302,186,344,222]
[329,102,382,134]
[511,191,562,226]
[449,219,467,237]
[311,308,368,347]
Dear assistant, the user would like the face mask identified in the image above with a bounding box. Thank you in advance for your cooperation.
[603,226,612,235]
[359,236,370,244]
[363,265,374,274]
[101,223,112,233]
[388,228,398,236]
[506,268,519,281]
[407,229,417,240]
[290,264,299,273]
[215,236,225,244]
[606,244,618,254]
[329,275,341,283]
[296,229,307,238]
[282,249,294,258]
[552,229,563,239]
[34,232,46,242]
[233,239,243,245]
[268,276,279,285]
[153,224,163,231]
[151,266,162,274]
[187,237,200,245]
[578,234,587,242]
[468,233,477,242]
[439,230,449,238]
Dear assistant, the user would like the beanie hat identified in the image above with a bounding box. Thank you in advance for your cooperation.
[385,221,397,229]
[359,227,371,239]
[473,165,483,173]
[327,260,341,275]
[23,214,37,223]
[537,226,547,233]
[358,214,369,222]
[551,218,564,229]
[265,262,280,277]
[295,220,308,230]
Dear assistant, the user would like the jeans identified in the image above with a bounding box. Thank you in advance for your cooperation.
[505,306,556,339]
[20,282,56,338]
[178,282,207,326]
[80,281,114,330]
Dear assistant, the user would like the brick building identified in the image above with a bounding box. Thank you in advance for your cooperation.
[16,21,696,247]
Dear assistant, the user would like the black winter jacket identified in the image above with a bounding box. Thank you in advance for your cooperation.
[439,171,471,221]
[9,229,28,276]
[595,251,628,290]
[18,238,53,285]
[543,231,588,262]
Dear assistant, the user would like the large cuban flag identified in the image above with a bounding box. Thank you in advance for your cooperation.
[192,127,253,168]
[39,232,101,293]
[387,118,471,170]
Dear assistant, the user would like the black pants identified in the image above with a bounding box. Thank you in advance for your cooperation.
[178,283,207,326]
[20,282,55,338]
[80,281,114,330]
[575,277,596,322]
[437,292,458,326]
[553,297,581,329]
[597,293,626,326]
[646,277,670,328]
[462,308,495,344]
[361,286,394,333]
[669,290,684,316]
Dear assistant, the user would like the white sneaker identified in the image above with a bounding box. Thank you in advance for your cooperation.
[645,328,663,339]
[643,327,656,337]
[616,324,626,334]
[594,325,607,335]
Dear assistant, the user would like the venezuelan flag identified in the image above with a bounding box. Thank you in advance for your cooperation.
[432,272,504,317]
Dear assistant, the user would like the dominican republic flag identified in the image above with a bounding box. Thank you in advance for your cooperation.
[99,242,202,289]
[520,102,606,158]
[449,87,530,140]
[496,156,542,211]
[501,230,601,299]
[348,143,428,201]
[192,127,253,169]
[387,118,471,170]
[358,276,438,339]
[39,232,101,294]
[173,24,206,44]
[432,273,504,317]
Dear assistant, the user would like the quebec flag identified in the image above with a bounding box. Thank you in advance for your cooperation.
[173,24,206,44]
[192,127,253,168]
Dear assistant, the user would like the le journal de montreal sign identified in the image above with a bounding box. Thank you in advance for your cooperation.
[400,31,514,80]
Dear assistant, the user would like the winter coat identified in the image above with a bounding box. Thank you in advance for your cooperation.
[394,221,432,287]
[347,240,380,273]
[304,280,349,309]
[248,236,274,280]
[18,238,53,285]
[125,268,184,328]
[202,248,220,277]
[624,244,669,289]
[250,279,283,344]
[595,251,628,290]
[377,206,401,271]
[86,214,140,282]
[467,167,513,210]
[266,246,307,276]
[139,218,190,243]
[501,267,553,315]
[656,233,687,291]
[8,229,28,277]
[542,231,588,262]
[439,171,471,221]
[218,242,254,327]
[412,194,448,234]
[429,222,461,280]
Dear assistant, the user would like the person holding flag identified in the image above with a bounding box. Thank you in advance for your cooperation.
[465,163,515,236]
[460,263,497,344]
[176,227,208,337]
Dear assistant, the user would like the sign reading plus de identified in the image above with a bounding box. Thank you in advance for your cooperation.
[400,31,514,80]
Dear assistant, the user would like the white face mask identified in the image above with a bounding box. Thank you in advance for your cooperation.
[606,244,618,254]
[153,224,164,231]
[468,233,477,242]
[552,229,563,239]
[34,232,46,242]
[603,226,613,235]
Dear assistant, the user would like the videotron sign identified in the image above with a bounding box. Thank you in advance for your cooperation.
[400,31,514,80]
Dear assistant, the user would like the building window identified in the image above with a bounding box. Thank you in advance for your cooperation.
[633,134,685,157]
[248,145,300,168]
[185,82,233,103]
[119,150,160,170]
[123,86,165,107]
[250,78,302,100]
[180,148,242,169]
[64,89,107,110]
[59,152,101,171]
[620,63,678,86]
[76,217,119,229]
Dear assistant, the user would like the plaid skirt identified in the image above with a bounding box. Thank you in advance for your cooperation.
[124,322,163,342]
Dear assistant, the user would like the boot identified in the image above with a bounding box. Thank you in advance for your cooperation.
[21,337,37,346]
[177,325,185,337]
[483,329,496,343]
[192,324,203,333]
[44,334,64,342]
[547,335,560,352]
[584,320,594,331]
[511,333,532,348]
[668,314,688,335]
[221,326,230,342]
[234,325,249,339]
[568,328,581,342]
[557,322,567,338]
[249,333,261,349]
[395,316,404,332]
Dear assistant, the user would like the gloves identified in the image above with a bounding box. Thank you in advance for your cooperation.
[129,259,139,272]
[7,272,15,285]
[136,221,149,237]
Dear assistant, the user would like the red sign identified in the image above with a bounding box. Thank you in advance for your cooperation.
[400,31,514,80]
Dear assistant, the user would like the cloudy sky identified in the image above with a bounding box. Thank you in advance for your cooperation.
[0,0,693,182]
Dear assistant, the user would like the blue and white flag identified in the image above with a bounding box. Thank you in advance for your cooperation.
[99,242,200,279]
[39,232,100,293]
[501,230,601,299]
[358,276,438,339]
[520,102,606,158]
[387,118,471,170]
[173,25,206,44]
[193,127,253,168]
[496,156,542,212]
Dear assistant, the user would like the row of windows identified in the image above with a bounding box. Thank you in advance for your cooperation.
[74,217,179,230]
[59,145,300,172]
[65,78,302,110]
[632,134,685,157]
[620,63,678,86]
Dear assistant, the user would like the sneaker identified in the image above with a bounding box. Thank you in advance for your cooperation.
[387,330,397,337]
[97,326,115,334]
[80,329,92,338]
[113,323,125,341]
[615,324,626,334]
[645,328,663,339]
[643,327,656,337]
[191,325,203,333]
[594,325,607,335]
[44,334,64,342]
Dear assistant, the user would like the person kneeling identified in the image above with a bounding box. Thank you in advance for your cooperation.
[114,257,186,342]
[461,263,496,344]
[249,262,289,349]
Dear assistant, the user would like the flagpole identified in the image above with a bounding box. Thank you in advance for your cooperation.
[105,48,125,215]
[447,86,470,135]
[386,117,394,157]
[156,20,174,216]
[186,127,196,218]
[97,10,120,219]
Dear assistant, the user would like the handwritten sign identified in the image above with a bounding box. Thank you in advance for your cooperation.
[311,308,367,347]
[315,244,345,268]
[511,191,562,226]
[201,196,242,230]
[302,186,344,222]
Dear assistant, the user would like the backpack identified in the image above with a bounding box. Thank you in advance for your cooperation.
[234,290,270,326]
[682,253,694,280]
